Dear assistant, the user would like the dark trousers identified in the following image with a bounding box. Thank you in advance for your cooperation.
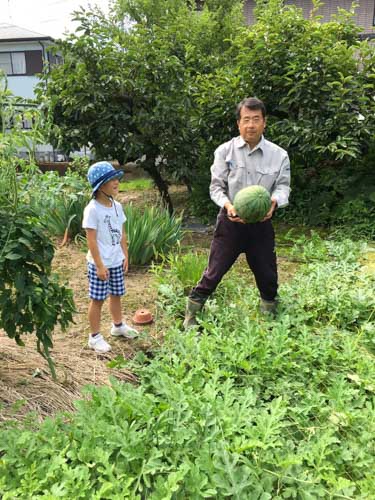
[190,208,278,303]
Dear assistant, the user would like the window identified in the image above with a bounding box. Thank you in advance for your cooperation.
[0,53,12,74]
[0,51,43,76]
[11,52,26,74]
[0,52,26,75]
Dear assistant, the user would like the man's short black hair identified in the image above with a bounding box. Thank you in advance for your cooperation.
[236,97,266,120]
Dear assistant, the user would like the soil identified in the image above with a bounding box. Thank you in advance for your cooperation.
[0,184,297,422]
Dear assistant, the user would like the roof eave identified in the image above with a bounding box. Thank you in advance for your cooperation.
[0,37,54,43]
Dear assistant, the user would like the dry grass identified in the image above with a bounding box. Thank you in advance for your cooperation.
[0,337,136,422]
[0,240,163,422]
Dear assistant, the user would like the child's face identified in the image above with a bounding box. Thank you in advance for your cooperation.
[100,177,120,197]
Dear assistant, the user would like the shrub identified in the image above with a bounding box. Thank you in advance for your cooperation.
[0,206,75,378]
[125,204,184,265]
[18,170,90,242]
[0,75,76,376]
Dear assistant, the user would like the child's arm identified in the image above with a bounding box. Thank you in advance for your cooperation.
[121,226,129,273]
[86,228,109,280]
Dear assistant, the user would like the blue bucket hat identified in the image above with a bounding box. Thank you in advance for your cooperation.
[87,161,124,194]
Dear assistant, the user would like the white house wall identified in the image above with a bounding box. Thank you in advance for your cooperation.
[6,75,39,99]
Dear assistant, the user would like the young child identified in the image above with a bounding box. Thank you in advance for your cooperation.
[82,161,138,353]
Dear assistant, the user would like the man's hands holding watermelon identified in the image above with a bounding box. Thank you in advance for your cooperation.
[225,197,277,223]
[225,202,245,223]
[261,198,278,222]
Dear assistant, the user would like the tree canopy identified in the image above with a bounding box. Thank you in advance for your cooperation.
[39,0,375,230]
[38,0,244,211]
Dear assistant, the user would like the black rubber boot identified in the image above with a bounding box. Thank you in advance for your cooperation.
[183,298,204,330]
[259,298,278,317]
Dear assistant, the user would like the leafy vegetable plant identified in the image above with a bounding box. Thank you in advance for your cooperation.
[1,234,374,497]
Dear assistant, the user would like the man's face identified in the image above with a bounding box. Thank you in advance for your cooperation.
[237,106,266,147]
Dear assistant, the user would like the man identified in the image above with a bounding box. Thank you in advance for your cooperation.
[184,97,291,328]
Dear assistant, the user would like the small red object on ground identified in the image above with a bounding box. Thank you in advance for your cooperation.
[133,308,153,325]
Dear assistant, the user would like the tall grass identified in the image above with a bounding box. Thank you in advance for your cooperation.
[125,204,184,265]
[154,251,208,293]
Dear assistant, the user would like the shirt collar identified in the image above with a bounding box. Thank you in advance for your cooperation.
[235,135,265,153]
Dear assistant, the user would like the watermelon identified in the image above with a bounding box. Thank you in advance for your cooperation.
[233,185,272,223]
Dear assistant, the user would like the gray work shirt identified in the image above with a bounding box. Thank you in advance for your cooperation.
[209,135,291,209]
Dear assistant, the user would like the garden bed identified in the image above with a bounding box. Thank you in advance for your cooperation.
[0,184,305,422]
[1,183,371,428]
[0,184,210,420]
[1,184,374,496]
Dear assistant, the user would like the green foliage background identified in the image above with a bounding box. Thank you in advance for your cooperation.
[38,0,375,235]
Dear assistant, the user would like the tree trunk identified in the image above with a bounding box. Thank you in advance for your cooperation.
[182,176,192,194]
[143,160,174,214]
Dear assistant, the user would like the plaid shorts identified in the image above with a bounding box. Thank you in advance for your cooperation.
[87,263,125,300]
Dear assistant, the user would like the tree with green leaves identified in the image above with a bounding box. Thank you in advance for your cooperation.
[192,0,375,231]
[38,0,244,212]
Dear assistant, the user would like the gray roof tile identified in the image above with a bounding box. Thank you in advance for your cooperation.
[0,23,53,41]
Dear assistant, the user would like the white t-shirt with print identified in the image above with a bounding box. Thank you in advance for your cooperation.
[82,199,126,268]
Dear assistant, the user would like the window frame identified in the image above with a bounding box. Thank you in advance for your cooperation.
[0,51,27,75]
[0,50,44,76]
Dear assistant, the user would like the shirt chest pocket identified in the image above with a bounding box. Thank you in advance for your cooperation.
[228,160,246,182]
[256,165,279,189]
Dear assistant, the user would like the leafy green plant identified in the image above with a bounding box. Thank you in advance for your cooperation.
[18,170,90,241]
[333,197,375,239]
[125,203,184,265]
[281,229,362,263]
[66,155,90,179]
[0,208,75,379]
[154,251,208,295]
[0,235,374,497]
[0,74,76,377]
[46,190,90,242]
[276,156,375,238]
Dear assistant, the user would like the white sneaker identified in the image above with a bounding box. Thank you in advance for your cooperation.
[110,323,139,339]
[88,334,111,353]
